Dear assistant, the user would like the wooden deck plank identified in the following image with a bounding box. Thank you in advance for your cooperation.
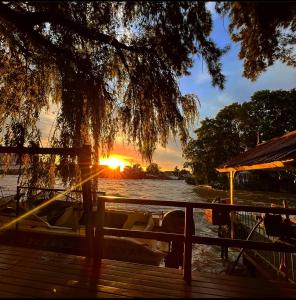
[0,253,178,298]
[0,290,31,298]
[0,251,257,295]
[0,266,130,298]
[0,244,290,292]
[1,260,291,299]
[0,252,280,298]
[0,283,33,298]
[0,256,211,298]
[0,270,127,298]
[0,265,219,299]
[0,245,295,298]
[0,248,292,296]
[0,246,290,292]
[0,268,174,298]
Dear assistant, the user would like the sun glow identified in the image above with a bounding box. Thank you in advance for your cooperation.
[99,156,128,172]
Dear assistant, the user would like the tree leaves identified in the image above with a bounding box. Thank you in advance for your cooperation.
[0,1,225,168]
[216,2,296,80]
[183,89,296,185]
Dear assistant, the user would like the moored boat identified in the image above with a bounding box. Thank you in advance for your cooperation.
[0,190,169,266]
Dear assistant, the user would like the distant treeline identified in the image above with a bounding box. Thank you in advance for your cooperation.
[183,89,296,193]
[93,163,190,180]
[0,162,191,181]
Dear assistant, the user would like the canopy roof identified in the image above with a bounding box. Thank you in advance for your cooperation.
[217,130,296,173]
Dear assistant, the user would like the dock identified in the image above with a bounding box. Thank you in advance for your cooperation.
[0,244,295,298]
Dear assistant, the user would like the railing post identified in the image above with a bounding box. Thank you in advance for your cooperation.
[183,206,193,284]
[230,170,236,239]
[79,144,94,259]
[15,186,20,231]
[93,194,105,265]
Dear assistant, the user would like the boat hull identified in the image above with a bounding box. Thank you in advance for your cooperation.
[0,228,165,266]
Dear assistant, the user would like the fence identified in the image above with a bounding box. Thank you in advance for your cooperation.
[236,211,296,283]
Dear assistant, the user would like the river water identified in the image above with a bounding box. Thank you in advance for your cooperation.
[0,175,247,275]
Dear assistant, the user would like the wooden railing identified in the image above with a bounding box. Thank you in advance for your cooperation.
[13,186,296,284]
[96,195,296,284]
[2,145,294,285]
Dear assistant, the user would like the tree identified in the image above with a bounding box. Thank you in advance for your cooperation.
[216,2,296,80]
[183,102,250,184]
[122,163,145,179]
[173,166,180,177]
[2,2,295,187]
[248,89,296,143]
[183,138,207,183]
[179,168,191,178]
[0,1,228,172]
[146,163,160,176]
[183,88,296,189]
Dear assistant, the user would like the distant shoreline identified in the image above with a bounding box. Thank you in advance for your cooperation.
[0,172,184,181]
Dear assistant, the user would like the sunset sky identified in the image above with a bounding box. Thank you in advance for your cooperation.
[39,3,296,171]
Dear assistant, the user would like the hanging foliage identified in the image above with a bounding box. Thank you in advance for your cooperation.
[0,2,229,184]
[216,2,296,80]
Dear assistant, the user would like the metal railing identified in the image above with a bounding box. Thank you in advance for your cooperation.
[236,211,296,283]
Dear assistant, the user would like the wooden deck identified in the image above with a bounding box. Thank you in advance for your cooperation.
[0,245,295,298]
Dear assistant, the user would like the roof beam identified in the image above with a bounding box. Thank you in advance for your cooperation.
[216,159,294,173]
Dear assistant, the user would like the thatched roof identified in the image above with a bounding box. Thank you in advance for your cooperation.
[217,130,296,172]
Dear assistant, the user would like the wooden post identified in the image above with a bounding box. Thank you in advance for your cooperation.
[15,186,20,231]
[79,144,94,259]
[230,171,236,239]
[183,206,193,284]
[93,194,105,264]
[230,171,234,205]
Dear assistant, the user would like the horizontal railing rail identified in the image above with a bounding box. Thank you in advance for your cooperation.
[17,186,105,195]
[11,186,296,284]
[97,195,296,283]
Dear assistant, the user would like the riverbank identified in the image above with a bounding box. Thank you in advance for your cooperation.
[194,185,296,207]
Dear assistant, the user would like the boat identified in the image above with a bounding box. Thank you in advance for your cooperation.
[0,190,169,266]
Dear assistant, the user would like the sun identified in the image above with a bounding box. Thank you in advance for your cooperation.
[99,156,127,172]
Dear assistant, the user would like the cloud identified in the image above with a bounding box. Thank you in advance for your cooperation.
[153,149,184,170]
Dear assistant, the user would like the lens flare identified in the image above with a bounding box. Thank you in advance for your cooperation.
[0,168,105,231]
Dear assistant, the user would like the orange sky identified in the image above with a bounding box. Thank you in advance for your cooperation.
[39,107,185,171]
[101,138,184,171]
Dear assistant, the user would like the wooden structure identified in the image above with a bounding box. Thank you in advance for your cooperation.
[216,130,296,173]
[0,144,296,289]
[216,130,296,280]
[97,196,296,284]
[0,244,295,298]
[216,130,296,202]
[0,145,97,260]
[2,190,296,285]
